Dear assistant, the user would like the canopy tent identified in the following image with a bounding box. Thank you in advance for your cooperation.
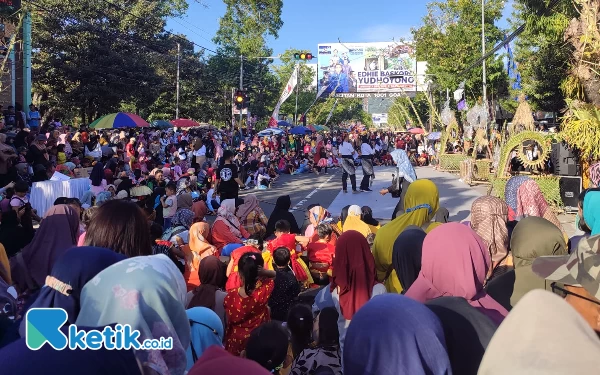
[89,113,149,129]
[289,126,312,135]
[257,128,285,137]
[171,119,200,128]
[150,120,173,129]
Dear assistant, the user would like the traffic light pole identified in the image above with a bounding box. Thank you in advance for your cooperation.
[294,64,300,125]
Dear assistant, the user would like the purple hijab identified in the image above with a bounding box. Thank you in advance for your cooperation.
[405,222,508,325]
[11,205,80,291]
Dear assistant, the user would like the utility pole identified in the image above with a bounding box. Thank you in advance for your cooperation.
[481,0,487,106]
[294,64,300,124]
[23,11,32,108]
[176,43,180,119]
[238,55,243,139]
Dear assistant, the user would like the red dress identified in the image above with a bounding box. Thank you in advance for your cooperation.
[224,278,274,356]
[267,234,309,282]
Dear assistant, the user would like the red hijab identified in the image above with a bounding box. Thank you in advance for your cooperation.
[331,230,377,320]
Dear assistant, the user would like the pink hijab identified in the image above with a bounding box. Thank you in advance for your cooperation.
[405,222,508,325]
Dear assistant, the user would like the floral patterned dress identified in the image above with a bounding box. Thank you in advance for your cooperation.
[224,278,274,356]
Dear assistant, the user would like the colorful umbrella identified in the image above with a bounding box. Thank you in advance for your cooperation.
[89,112,149,129]
[257,128,284,137]
[171,119,200,128]
[306,124,317,132]
[408,127,425,134]
[150,120,173,129]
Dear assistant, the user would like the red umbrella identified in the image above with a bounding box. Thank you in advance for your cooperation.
[408,127,425,134]
[171,119,200,128]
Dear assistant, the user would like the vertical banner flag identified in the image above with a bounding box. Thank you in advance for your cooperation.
[325,99,338,125]
[270,64,299,126]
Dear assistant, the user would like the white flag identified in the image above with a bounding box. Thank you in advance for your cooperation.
[271,64,299,119]
[316,84,328,100]
[325,99,338,125]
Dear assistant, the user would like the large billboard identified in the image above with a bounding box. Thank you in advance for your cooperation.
[317,42,417,98]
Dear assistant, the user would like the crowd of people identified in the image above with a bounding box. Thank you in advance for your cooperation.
[0,117,598,375]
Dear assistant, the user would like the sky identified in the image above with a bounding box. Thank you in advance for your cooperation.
[168,0,515,57]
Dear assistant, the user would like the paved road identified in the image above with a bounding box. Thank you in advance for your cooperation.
[239,167,344,230]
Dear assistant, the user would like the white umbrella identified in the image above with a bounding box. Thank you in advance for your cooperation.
[257,128,284,137]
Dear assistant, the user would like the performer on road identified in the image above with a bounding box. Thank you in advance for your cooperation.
[339,134,359,194]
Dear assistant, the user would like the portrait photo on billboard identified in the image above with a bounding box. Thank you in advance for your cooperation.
[317,42,417,96]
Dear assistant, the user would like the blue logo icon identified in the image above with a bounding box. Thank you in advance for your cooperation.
[25,307,173,351]
[26,308,69,350]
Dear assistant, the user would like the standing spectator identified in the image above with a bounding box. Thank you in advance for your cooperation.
[161,182,178,228]
[4,106,16,130]
[268,247,301,321]
[27,104,40,130]
[216,150,244,201]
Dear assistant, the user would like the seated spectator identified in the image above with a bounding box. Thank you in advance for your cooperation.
[236,194,268,239]
[266,220,311,286]
[211,199,249,256]
[307,223,336,284]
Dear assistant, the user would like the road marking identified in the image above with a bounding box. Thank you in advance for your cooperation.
[290,173,336,212]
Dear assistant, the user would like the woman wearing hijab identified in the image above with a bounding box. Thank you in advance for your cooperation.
[469,196,510,279]
[177,192,194,211]
[188,256,227,328]
[589,162,600,188]
[10,204,80,293]
[188,346,271,375]
[306,205,340,244]
[478,290,600,375]
[336,205,351,233]
[162,208,195,245]
[341,205,372,238]
[184,222,217,290]
[186,307,225,372]
[18,247,125,336]
[582,189,600,236]
[331,230,387,354]
[211,199,250,256]
[89,162,107,196]
[373,179,440,293]
[344,294,452,375]
[236,194,269,238]
[405,223,508,325]
[265,195,300,238]
[0,329,142,375]
[485,217,568,311]
[504,175,530,220]
[360,206,380,233]
[392,227,426,292]
[76,254,190,375]
[512,178,566,239]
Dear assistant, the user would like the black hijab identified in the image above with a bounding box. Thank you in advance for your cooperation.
[361,206,379,226]
[265,195,300,238]
[340,205,350,226]
[90,163,104,187]
[426,297,497,375]
[392,227,426,292]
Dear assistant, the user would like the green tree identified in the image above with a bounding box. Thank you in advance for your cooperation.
[309,98,372,128]
[508,1,573,111]
[388,93,431,129]
[30,0,187,124]
[271,49,317,122]
[412,0,508,103]
[213,0,283,58]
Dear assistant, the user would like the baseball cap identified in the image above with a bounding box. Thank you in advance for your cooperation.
[533,236,600,299]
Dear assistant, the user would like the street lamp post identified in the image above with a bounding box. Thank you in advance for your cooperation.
[481,0,487,106]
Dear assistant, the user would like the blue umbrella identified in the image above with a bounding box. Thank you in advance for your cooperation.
[277,120,293,127]
[289,126,311,135]
[427,132,441,140]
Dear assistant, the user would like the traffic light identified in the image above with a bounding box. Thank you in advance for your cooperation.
[294,52,313,61]
[234,90,245,109]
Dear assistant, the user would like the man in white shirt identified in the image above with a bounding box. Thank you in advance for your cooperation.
[194,142,206,167]
[359,136,375,192]
[339,134,359,194]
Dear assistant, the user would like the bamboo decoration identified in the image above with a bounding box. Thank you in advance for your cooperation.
[510,94,535,134]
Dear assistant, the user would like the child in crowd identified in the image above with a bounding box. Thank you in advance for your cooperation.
[160,182,177,228]
[56,144,67,165]
[224,252,276,356]
[307,223,336,285]
[206,186,220,213]
[268,247,301,321]
[266,220,312,287]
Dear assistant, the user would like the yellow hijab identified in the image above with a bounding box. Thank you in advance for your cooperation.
[342,205,372,238]
[372,179,440,293]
